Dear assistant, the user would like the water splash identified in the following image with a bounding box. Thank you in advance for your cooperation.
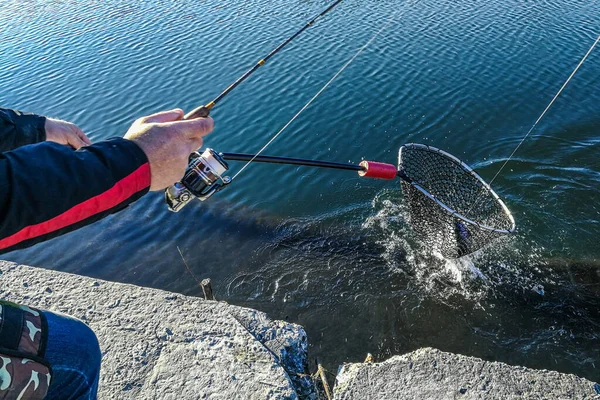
[363,189,554,306]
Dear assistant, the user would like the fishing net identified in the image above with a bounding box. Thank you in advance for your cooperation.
[398,144,515,258]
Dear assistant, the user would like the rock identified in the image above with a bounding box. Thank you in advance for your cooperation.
[333,347,600,399]
[0,261,314,400]
[5,260,595,400]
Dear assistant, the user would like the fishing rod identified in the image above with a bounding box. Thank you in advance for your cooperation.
[183,0,345,120]
[165,0,372,211]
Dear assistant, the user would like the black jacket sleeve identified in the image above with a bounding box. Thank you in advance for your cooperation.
[0,138,151,254]
[0,108,46,152]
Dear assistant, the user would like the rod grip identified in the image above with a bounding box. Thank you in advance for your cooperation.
[358,161,398,180]
[185,104,211,120]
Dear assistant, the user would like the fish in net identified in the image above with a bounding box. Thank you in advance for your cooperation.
[398,143,515,258]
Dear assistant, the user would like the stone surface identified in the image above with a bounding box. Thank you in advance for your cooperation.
[3,260,597,400]
[333,347,600,400]
[0,261,313,399]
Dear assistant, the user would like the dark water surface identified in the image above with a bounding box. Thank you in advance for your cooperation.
[2,0,600,382]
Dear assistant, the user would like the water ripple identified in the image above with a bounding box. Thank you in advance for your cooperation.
[2,0,600,382]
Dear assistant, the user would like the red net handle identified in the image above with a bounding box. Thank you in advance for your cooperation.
[358,161,398,180]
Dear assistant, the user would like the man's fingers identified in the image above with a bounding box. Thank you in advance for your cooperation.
[192,138,204,152]
[140,109,184,124]
[69,135,88,150]
[124,109,216,191]
[164,116,214,140]
[189,116,214,138]
[77,129,92,145]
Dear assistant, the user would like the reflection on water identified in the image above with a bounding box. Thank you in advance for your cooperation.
[2,0,600,382]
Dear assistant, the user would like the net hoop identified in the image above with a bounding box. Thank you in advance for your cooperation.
[398,143,516,235]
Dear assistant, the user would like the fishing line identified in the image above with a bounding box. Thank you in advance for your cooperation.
[177,246,202,287]
[164,0,411,213]
[184,0,346,120]
[457,34,600,254]
[230,9,403,182]
[381,31,599,258]
[486,34,600,187]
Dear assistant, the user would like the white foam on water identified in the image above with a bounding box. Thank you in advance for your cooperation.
[364,191,552,306]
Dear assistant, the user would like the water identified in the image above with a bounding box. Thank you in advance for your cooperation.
[2,0,600,382]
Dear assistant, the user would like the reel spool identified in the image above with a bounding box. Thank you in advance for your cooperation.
[165,149,230,212]
[398,143,516,258]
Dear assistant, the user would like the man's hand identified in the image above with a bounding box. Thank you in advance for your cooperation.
[45,118,92,149]
[124,109,214,191]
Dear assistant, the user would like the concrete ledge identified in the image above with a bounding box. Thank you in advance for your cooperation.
[333,347,600,399]
[0,261,313,399]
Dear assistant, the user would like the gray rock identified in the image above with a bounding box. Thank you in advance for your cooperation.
[5,260,594,400]
[333,347,600,399]
[0,261,313,400]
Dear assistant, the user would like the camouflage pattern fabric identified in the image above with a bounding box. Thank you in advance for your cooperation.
[0,302,51,400]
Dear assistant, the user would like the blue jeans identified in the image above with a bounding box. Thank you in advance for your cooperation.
[42,311,101,399]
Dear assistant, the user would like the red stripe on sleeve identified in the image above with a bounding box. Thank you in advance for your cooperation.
[0,163,151,251]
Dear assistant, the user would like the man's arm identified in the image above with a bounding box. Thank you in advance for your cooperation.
[0,108,213,254]
[0,139,151,253]
[0,107,92,151]
[0,108,46,152]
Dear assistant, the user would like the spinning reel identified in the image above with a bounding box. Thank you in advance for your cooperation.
[165,149,231,212]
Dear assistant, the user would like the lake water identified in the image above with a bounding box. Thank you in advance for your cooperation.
[2,0,600,383]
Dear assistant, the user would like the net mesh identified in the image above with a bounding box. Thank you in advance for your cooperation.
[398,144,515,258]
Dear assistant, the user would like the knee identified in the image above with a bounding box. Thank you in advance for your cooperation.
[42,312,102,399]
[70,318,102,370]
[43,311,102,372]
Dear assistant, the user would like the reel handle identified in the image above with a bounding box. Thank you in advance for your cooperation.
[184,103,213,120]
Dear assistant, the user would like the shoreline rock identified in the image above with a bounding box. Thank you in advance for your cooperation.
[333,347,600,399]
[0,261,313,399]
[2,260,598,399]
